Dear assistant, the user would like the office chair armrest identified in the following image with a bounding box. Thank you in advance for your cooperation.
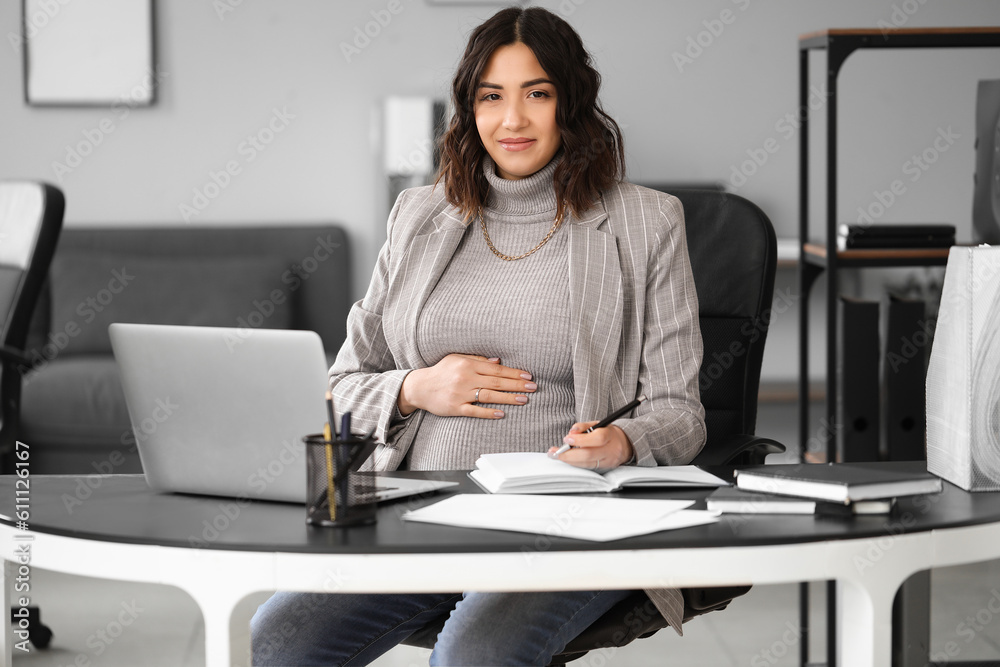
[691,434,785,467]
[0,346,29,366]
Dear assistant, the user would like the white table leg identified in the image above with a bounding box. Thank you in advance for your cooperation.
[182,574,259,667]
[828,523,935,666]
[837,576,896,666]
[186,589,241,667]
[176,550,273,667]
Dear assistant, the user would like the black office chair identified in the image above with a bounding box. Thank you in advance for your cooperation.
[402,189,784,664]
[1,180,64,649]
[675,188,783,466]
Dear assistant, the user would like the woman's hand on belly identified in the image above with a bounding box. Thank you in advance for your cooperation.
[397,353,537,419]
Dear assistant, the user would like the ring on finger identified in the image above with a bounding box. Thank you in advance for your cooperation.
[474,388,482,404]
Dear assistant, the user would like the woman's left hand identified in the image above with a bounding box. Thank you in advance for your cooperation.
[547,422,635,470]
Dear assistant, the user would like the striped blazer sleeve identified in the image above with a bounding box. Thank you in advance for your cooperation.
[327,190,416,451]
[614,190,707,467]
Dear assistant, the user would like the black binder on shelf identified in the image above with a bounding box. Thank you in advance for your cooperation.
[973,79,1000,244]
[838,224,955,249]
[883,294,927,461]
[838,296,880,462]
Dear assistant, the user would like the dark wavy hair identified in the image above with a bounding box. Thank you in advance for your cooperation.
[436,6,625,223]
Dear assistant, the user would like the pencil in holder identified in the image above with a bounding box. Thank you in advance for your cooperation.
[303,433,378,526]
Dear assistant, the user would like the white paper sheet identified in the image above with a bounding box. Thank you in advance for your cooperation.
[401,494,719,542]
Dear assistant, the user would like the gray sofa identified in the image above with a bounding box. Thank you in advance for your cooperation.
[20,225,352,474]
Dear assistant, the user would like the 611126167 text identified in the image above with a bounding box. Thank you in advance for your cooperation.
[12,440,34,652]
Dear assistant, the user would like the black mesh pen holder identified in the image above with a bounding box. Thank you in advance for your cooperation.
[303,433,379,527]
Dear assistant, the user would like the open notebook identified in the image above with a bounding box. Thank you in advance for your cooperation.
[468,452,729,494]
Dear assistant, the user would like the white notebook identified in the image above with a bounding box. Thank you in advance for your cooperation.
[468,452,728,494]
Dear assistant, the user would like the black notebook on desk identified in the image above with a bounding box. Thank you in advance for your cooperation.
[734,463,942,504]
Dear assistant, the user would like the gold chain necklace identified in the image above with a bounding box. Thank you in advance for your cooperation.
[479,208,562,261]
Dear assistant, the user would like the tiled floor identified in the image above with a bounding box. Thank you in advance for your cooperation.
[9,560,1000,666]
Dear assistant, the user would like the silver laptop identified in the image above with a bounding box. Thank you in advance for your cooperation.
[109,323,456,503]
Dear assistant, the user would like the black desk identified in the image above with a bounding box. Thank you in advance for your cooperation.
[3,465,1000,666]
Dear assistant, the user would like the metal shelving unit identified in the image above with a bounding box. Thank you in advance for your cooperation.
[796,26,1000,667]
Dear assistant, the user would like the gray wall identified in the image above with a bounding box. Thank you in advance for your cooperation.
[2,0,999,380]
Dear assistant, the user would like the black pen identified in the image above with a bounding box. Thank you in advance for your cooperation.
[337,409,351,514]
[340,411,352,441]
[325,391,338,440]
[551,394,647,457]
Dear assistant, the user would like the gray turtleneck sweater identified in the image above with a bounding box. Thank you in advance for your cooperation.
[405,157,575,470]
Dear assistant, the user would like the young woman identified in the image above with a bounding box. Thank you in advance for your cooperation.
[252,6,705,665]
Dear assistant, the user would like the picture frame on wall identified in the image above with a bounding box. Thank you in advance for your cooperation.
[22,0,156,106]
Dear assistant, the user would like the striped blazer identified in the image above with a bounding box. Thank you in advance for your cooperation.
[329,180,707,632]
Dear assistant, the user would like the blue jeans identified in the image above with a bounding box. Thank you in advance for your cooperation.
[250,589,633,666]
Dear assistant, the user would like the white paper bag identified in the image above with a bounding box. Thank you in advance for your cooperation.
[926,246,1000,490]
